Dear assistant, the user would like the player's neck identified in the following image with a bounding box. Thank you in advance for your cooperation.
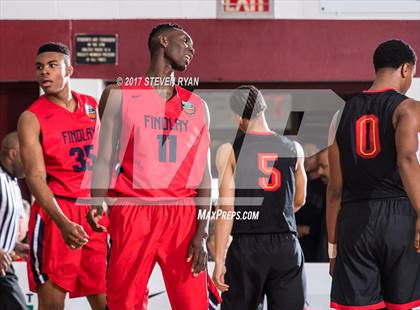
[244,118,271,133]
[146,60,175,82]
[368,75,400,93]
[145,65,176,100]
[45,86,76,112]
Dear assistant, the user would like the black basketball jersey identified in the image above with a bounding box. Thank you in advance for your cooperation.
[231,130,297,235]
[336,89,409,203]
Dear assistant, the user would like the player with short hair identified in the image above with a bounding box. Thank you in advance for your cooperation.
[327,39,420,310]
[18,42,107,310]
[87,24,220,310]
[212,85,308,309]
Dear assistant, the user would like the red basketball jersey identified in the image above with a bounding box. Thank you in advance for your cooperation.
[28,91,98,199]
[109,81,210,201]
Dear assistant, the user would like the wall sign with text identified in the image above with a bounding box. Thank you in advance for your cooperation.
[75,34,117,65]
[218,0,274,18]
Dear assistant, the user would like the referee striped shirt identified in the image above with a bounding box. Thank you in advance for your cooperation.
[0,163,22,253]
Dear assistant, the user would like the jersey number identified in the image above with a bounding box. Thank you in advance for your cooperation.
[157,135,177,162]
[257,153,281,191]
[355,114,381,159]
[70,145,95,172]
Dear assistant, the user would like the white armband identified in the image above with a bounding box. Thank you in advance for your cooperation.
[328,242,337,259]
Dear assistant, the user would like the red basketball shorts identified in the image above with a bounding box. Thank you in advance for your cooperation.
[27,198,108,298]
[106,200,213,310]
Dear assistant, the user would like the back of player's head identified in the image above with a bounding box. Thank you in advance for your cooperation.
[1,131,19,156]
[37,42,71,65]
[230,85,267,120]
[148,23,183,53]
[373,39,416,72]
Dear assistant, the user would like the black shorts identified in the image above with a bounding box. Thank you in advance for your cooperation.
[0,265,26,310]
[331,198,420,310]
[221,233,307,310]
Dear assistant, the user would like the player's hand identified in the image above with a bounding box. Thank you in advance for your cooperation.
[60,220,89,249]
[329,258,336,277]
[86,205,107,233]
[13,242,29,260]
[212,262,229,292]
[415,215,420,253]
[187,233,208,277]
[0,249,12,277]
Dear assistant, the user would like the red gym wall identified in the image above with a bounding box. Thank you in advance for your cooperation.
[0,19,419,140]
[0,19,419,82]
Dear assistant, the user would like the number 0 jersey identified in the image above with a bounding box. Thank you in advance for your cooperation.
[231,130,297,235]
[108,82,210,201]
[336,89,409,203]
[28,91,98,199]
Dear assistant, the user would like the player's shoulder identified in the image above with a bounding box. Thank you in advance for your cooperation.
[176,84,203,103]
[393,98,420,119]
[18,110,40,132]
[396,97,420,110]
[217,143,233,155]
[27,95,48,112]
[73,91,98,107]
[292,141,304,158]
[98,83,121,101]
[273,133,296,149]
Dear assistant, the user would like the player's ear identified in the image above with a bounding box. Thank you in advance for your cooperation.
[8,148,17,161]
[65,65,74,77]
[159,34,169,48]
[400,63,410,79]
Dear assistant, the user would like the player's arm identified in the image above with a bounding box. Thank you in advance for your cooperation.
[87,84,122,232]
[188,100,212,276]
[293,141,307,212]
[393,99,420,252]
[212,143,235,292]
[0,248,12,276]
[17,111,89,248]
[326,139,343,274]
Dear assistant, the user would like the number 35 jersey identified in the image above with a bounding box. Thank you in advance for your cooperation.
[109,83,210,201]
[28,91,98,199]
[335,89,409,203]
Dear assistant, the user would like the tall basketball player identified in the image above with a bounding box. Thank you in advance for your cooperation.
[18,43,107,310]
[87,24,220,310]
[327,39,420,310]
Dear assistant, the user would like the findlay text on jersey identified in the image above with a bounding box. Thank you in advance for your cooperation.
[61,126,95,144]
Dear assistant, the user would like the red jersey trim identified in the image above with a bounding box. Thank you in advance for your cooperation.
[362,88,395,93]
[246,130,275,135]
[330,301,386,310]
[385,299,420,310]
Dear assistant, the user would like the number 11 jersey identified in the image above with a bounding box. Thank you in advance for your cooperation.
[109,82,210,201]
[28,91,98,199]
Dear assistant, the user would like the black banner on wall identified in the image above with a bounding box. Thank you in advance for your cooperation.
[75,34,117,65]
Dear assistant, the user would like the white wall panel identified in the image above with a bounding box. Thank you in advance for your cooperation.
[1,0,418,20]
[407,77,420,100]
[58,0,119,19]
[1,0,57,19]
